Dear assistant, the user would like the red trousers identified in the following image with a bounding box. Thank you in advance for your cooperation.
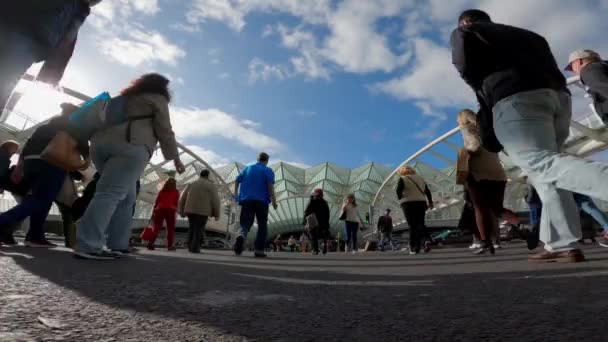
[152,208,177,248]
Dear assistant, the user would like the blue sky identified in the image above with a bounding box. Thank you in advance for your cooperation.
[35,0,608,169]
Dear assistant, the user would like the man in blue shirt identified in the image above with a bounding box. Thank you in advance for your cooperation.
[233,152,277,257]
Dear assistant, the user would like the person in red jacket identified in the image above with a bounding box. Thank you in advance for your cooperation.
[148,178,179,251]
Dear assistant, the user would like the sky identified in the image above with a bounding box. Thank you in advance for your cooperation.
[21,0,608,169]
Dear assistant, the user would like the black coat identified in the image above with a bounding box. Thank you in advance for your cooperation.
[304,197,330,231]
[581,61,608,121]
[451,22,568,110]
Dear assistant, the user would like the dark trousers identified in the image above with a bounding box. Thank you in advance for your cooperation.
[239,200,269,252]
[187,214,208,253]
[345,221,358,250]
[401,201,428,252]
[311,227,329,253]
[0,159,65,241]
[466,178,506,242]
[57,202,75,248]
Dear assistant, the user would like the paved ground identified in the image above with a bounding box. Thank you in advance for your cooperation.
[1,242,608,342]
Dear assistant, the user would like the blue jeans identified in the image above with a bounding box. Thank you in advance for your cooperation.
[528,204,542,227]
[493,88,608,251]
[573,193,608,231]
[0,29,39,113]
[76,141,149,253]
[238,200,269,252]
[0,159,65,241]
[379,232,394,251]
[345,221,358,250]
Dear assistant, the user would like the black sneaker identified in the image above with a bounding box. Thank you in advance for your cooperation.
[233,236,244,256]
[74,250,116,260]
[24,240,57,248]
[0,233,17,245]
[254,252,267,258]
[423,241,432,253]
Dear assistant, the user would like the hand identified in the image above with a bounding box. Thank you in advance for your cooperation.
[272,202,278,210]
[174,158,186,174]
[428,203,435,210]
[78,159,91,171]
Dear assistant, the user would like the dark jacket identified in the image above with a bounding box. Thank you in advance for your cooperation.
[4,1,91,85]
[451,22,568,110]
[72,172,99,221]
[580,61,608,121]
[21,116,89,159]
[304,197,330,231]
[377,215,393,233]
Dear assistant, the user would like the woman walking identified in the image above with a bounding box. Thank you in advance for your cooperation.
[148,178,179,251]
[75,73,185,260]
[341,194,364,254]
[304,189,331,255]
[457,109,510,255]
[396,166,434,254]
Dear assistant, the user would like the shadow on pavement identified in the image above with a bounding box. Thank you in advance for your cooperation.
[3,246,608,341]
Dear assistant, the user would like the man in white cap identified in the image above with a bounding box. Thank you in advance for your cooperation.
[565,49,608,123]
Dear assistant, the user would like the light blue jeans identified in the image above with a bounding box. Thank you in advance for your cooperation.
[574,193,608,231]
[76,141,149,253]
[494,89,608,252]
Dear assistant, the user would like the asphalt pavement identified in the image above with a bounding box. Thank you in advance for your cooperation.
[1,242,607,342]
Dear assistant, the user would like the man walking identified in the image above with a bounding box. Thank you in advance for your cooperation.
[233,152,277,257]
[1,1,101,112]
[378,209,395,251]
[451,9,608,263]
[565,49,608,123]
[179,169,221,254]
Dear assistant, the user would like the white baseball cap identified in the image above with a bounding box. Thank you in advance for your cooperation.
[565,49,601,71]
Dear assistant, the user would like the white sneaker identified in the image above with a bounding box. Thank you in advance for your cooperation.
[493,243,502,249]
[351,250,357,255]
[469,243,481,249]
[409,250,417,255]
[344,246,350,253]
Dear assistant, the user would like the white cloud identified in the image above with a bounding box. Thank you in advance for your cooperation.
[132,0,160,15]
[90,0,185,68]
[218,72,230,79]
[171,23,201,33]
[248,58,289,83]
[171,106,284,153]
[372,38,474,109]
[185,0,412,78]
[320,0,412,74]
[182,145,230,168]
[187,0,247,31]
[98,29,186,67]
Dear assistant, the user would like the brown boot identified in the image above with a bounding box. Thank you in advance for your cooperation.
[528,249,585,263]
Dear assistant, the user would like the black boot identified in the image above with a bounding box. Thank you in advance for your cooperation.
[526,225,540,250]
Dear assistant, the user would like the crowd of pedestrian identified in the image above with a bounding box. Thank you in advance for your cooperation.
[1,4,608,265]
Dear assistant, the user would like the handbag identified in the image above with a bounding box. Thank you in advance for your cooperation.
[40,131,85,171]
[339,209,346,221]
[305,213,319,230]
[455,148,470,185]
[140,221,155,241]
